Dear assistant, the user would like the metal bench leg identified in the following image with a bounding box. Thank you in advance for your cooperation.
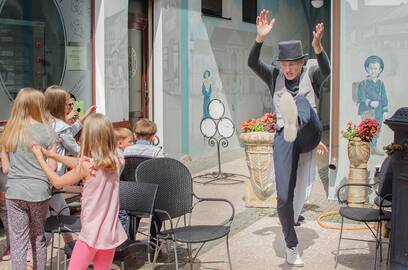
[335,217,344,268]
[57,233,61,270]
[226,234,233,270]
[173,240,179,270]
[50,234,54,270]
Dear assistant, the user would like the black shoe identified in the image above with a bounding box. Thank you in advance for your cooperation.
[294,221,301,227]
[298,215,305,222]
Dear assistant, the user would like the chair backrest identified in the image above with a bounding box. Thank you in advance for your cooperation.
[378,156,393,200]
[119,181,158,215]
[136,157,193,220]
[120,156,151,181]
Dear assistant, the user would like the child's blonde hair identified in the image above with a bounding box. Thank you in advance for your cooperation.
[114,128,133,143]
[133,118,157,140]
[80,113,118,170]
[0,88,48,152]
[44,85,70,121]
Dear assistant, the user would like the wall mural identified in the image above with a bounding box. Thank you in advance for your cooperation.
[330,0,408,199]
[355,56,388,155]
[201,69,212,118]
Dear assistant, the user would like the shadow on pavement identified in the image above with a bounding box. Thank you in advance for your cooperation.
[252,226,319,259]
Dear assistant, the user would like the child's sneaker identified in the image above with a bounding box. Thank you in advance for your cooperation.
[280,92,298,142]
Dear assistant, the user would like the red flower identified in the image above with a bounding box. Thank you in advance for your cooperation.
[240,112,277,133]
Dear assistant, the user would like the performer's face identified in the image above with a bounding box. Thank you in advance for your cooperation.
[280,59,304,81]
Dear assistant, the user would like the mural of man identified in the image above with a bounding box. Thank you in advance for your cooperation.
[357,55,388,155]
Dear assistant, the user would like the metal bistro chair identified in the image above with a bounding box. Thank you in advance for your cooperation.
[335,181,392,269]
[120,155,152,239]
[114,181,158,270]
[120,156,151,182]
[136,158,235,270]
[45,205,81,270]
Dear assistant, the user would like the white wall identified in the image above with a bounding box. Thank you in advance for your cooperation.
[94,0,129,122]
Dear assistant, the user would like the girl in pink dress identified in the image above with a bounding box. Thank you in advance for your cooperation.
[31,113,127,270]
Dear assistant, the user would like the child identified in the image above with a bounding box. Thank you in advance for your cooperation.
[0,88,57,269]
[124,118,163,244]
[44,85,95,245]
[0,148,10,261]
[114,127,134,230]
[31,113,127,270]
[124,118,163,158]
[357,56,388,154]
[114,127,134,156]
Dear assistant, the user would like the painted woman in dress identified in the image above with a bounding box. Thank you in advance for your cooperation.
[357,55,388,154]
[201,70,212,118]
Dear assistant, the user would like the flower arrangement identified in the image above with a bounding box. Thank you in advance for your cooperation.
[342,119,379,142]
[240,112,277,133]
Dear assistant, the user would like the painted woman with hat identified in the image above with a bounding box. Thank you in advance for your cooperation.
[357,55,388,154]
[248,9,330,267]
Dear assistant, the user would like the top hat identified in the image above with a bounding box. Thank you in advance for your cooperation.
[277,40,308,61]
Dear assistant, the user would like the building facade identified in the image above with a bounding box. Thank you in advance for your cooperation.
[2,0,405,199]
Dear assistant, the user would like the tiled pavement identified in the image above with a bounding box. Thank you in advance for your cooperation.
[0,148,389,269]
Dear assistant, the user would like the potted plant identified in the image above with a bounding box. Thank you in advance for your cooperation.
[239,112,277,207]
[341,119,379,206]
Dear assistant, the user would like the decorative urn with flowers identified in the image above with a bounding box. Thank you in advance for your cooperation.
[239,112,277,208]
[341,119,379,206]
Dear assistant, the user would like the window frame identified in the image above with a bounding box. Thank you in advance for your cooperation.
[242,0,257,24]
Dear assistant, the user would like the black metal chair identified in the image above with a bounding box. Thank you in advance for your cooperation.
[45,190,81,270]
[120,156,151,182]
[335,181,392,269]
[45,211,81,270]
[114,181,158,270]
[136,157,235,270]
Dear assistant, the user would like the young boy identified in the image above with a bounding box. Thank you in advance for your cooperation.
[114,127,134,156]
[123,119,163,246]
[124,118,163,158]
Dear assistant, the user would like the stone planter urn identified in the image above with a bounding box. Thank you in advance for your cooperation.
[239,132,276,208]
[347,137,371,207]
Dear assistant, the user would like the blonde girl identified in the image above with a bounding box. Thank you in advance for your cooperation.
[32,113,126,270]
[0,88,57,270]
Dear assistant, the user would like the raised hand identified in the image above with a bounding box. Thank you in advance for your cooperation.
[312,23,324,54]
[256,9,275,43]
[80,105,96,124]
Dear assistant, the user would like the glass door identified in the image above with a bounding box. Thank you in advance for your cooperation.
[128,0,148,127]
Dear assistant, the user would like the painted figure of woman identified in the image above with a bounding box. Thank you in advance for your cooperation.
[201,70,212,118]
[357,55,388,154]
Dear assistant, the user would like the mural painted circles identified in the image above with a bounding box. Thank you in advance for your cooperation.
[200,118,217,138]
[208,99,225,120]
[217,117,235,138]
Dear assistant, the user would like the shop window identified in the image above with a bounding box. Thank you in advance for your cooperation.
[202,0,222,17]
[243,0,257,24]
[0,0,92,121]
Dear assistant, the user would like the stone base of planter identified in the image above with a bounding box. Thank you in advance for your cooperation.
[244,180,277,208]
